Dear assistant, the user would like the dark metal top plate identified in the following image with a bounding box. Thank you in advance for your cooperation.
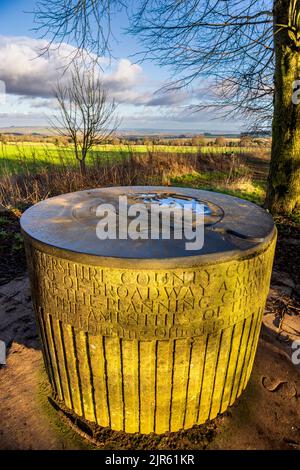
[20,186,275,260]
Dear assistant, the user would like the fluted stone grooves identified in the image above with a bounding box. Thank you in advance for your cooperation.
[24,234,276,434]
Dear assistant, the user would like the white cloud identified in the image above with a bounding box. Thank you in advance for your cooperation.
[103,58,144,91]
[0,36,72,98]
[0,36,146,102]
[0,35,236,130]
[0,35,193,110]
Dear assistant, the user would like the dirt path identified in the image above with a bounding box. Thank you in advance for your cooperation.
[0,343,89,450]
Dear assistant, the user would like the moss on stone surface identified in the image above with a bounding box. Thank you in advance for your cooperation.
[28,237,276,434]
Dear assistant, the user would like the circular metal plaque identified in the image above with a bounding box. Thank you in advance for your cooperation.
[20,186,275,264]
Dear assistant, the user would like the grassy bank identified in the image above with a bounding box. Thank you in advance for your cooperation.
[0,142,262,175]
[0,148,268,209]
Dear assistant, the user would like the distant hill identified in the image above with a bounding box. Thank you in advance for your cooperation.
[0,126,242,139]
[0,126,57,136]
[120,128,241,138]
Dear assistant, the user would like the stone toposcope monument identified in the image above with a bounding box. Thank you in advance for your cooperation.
[20,186,276,434]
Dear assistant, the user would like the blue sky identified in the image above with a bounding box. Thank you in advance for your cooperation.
[0,1,242,133]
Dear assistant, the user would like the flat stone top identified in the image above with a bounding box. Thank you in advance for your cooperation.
[20,186,275,261]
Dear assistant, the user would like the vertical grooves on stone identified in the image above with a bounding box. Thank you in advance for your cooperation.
[183,337,205,427]
[61,324,83,417]
[139,341,155,434]
[198,332,223,423]
[208,327,233,420]
[181,339,192,430]
[35,312,50,377]
[228,319,246,406]
[135,340,140,434]
[238,313,258,396]
[73,331,92,419]
[243,309,263,389]
[219,325,235,414]
[87,335,109,426]
[168,339,176,432]
[153,340,158,434]
[58,320,73,409]
[196,334,209,423]
[155,340,173,433]
[85,332,97,423]
[74,329,98,421]
[71,326,85,418]
[237,314,257,397]
[122,340,140,433]
[222,322,243,413]
[182,339,193,429]
[137,341,141,434]
[170,338,192,431]
[44,314,62,398]
[48,315,64,401]
[102,336,111,428]
[243,314,261,389]
[104,337,124,431]
[233,314,255,403]
[208,330,223,419]
[50,318,72,408]
[119,338,125,431]
[38,311,57,394]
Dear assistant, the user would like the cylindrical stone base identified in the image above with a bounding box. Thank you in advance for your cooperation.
[24,234,276,434]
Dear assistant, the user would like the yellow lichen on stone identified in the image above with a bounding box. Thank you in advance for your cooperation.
[25,234,276,434]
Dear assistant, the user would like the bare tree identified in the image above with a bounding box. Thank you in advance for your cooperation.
[52,63,119,175]
[129,0,300,215]
[35,0,300,214]
[34,0,123,60]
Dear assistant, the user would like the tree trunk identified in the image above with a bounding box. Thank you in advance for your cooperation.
[79,158,86,176]
[266,0,300,214]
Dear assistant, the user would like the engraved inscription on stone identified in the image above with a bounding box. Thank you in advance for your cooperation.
[30,242,275,340]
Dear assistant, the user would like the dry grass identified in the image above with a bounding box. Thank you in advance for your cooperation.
[0,151,197,207]
[0,149,263,209]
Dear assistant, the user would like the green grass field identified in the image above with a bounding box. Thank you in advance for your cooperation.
[0,142,257,175]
